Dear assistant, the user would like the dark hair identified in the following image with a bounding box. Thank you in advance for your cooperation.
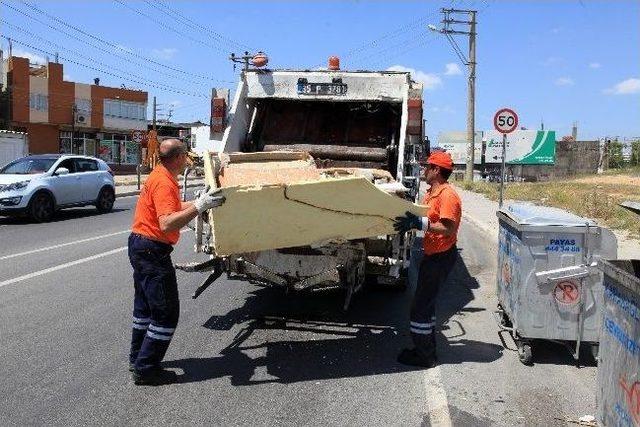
[440,167,452,181]
[158,141,186,162]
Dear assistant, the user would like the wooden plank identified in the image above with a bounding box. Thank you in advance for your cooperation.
[207,176,426,255]
[263,144,388,161]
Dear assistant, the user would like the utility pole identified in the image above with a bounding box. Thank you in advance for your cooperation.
[71,103,77,154]
[152,96,157,131]
[429,8,477,182]
[229,51,252,71]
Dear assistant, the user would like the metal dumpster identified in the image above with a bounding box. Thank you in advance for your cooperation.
[596,259,640,427]
[495,203,617,364]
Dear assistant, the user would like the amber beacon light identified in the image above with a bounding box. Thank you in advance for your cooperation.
[328,56,340,70]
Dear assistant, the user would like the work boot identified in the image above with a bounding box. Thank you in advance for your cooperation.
[132,368,178,386]
[397,348,437,368]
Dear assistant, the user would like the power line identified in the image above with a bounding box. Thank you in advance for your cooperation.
[113,0,228,55]
[147,0,253,52]
[355,32,438,68]
[4,0,226,83]
[0,21,211,97]
[343,12,439,60]
[3,37,211,98]
[364,35,438,70]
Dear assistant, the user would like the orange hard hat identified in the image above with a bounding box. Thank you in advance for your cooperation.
[426,151,454,170]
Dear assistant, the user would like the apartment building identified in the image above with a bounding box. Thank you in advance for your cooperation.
[2,55,148,170]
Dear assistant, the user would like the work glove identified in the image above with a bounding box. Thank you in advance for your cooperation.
[194,186,226,213]
[393,211,425,234]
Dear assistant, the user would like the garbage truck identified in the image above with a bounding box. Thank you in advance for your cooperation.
[180,59,425,309]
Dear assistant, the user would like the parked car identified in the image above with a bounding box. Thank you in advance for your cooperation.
[0,154,115,222]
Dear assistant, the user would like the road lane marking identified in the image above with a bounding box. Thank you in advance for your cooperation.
[0,246,127,288]
[424,366,452,426]
[0,229,189,288]
[0,230,130,260]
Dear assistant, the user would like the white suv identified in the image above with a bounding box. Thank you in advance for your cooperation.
[0,154,116,222]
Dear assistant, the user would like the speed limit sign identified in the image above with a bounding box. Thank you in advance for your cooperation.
[494,107,519,207]
[493,108,519,134]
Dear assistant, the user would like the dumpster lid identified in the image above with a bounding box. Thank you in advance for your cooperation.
[499,203,597,227]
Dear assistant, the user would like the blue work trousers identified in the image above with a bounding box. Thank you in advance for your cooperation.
[128,233,179,374]
[410,245,457,358]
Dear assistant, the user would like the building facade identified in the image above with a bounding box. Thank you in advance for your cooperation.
[2,56,148,170]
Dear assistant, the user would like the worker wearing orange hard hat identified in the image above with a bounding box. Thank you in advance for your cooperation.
[394,150,462,368]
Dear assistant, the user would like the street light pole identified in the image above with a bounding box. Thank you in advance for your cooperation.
[429,8,478,182]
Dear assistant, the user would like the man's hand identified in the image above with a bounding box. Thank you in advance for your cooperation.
[194,186,226,213]
[393,211,424,233]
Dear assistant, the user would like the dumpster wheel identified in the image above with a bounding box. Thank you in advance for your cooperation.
[516,340,533,365]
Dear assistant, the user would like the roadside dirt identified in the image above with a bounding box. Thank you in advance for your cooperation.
[569,174,640,186]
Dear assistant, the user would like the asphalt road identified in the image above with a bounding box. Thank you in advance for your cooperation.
[0,195,599,426]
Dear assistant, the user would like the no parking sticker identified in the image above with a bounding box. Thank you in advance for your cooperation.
[554,281,580,305]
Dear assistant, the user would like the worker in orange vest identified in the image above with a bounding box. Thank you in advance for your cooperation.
[128,138,225,385]
[394,151,461,368]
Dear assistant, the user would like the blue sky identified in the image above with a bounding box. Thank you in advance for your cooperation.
[2,0,639,141]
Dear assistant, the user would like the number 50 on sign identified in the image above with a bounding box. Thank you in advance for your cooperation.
[494,108,519,134]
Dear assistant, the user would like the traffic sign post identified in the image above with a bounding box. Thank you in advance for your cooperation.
[493,108,519,207]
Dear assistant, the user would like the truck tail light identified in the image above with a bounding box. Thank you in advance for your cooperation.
[211,97,226,133]
[407,98,422,135]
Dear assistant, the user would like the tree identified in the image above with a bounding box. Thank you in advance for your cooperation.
[607,140,625,169]
[0,89,10,130]
[630,140,640,166]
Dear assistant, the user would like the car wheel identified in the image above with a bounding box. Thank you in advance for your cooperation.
[96,187,115,213]
[29,192,55,223]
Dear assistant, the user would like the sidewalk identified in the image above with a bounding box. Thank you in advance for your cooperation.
[114,174,150,187]
[455,185,640,259]
[116,178,205,197]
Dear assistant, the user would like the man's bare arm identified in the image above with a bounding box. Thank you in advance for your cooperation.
[428,218,457,237]
[159,203,197,233]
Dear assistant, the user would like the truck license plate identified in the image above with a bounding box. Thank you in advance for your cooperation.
[297,82,348,96]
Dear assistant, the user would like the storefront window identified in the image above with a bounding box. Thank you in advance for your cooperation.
[98,134,139,165]
[98,140,115,162]
[59,131,97,156]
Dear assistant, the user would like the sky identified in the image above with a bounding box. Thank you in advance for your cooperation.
[1,0,639,142]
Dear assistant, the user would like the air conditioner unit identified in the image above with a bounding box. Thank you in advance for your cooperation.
[75,114,87,125]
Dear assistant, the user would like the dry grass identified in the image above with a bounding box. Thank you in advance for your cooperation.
[467,177,640,237]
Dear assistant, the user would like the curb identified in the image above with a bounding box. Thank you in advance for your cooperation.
[461,212,499,244]
[116,182,204,198]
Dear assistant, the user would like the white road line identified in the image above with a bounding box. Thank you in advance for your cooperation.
[0,229,189,288]
[0,230,130,260]
[424,367,452,427]
[0,246,127,288]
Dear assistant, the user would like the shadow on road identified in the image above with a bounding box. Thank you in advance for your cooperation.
[0,208,127,225]
[166,244,504,385]
[436,249,505,366]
